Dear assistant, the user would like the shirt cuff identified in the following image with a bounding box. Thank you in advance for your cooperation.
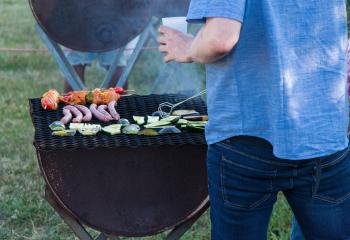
[187,8,245,23]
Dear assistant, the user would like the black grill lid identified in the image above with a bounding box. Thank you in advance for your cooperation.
[29,0,190,51]
[29,94,207,152]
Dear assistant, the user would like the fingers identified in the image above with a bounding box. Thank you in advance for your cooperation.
[157,35,168,45]
[159,25,177,35]
[164,54,173,63]
[158,45,168,53]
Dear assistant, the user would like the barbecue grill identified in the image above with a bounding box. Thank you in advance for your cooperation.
[29,94,209,239]
[29,1,209,239]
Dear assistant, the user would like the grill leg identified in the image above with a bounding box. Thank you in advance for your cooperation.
[166,198,210,240]
[45,187,94,240]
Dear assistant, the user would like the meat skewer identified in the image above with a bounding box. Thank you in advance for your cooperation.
[76,105,92,122]
[63,106,83,123]
[108,101,120,121]
[90,104,110,122]
[97,105,113,121]
[41,89,60,110]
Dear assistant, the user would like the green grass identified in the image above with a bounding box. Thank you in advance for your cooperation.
[3,0,338,239]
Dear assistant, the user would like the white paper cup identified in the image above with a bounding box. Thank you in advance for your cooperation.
[162,17,188,34]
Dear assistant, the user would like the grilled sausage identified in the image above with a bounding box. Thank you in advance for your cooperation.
[76,105,92,122]
[89,104,110,122]
[97,105,113,121]
[108,101,120,121]
[60,108,73,125]
[63,105,83,123]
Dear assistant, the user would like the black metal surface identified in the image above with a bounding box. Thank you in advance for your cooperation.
[30,94,208,237]
[29,0,190,51]
[30,94,207,151]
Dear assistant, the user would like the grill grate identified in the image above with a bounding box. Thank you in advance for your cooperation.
[29,94,207,151]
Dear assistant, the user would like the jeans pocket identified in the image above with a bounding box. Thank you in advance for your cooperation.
[220,154,276,210]
[312,154,350,204]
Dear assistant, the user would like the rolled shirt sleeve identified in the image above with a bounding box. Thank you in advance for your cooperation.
[187,0,247,23]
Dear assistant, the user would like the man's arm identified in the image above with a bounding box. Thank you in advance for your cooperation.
[158,18,242,64]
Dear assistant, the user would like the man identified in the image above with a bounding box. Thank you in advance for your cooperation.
[62,36,139,92]
[158,0,350,239]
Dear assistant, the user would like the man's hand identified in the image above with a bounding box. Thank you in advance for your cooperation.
[158,18,242,64]
[157,26,194,63]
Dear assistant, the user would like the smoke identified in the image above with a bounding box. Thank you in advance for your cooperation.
[128,22,205,97]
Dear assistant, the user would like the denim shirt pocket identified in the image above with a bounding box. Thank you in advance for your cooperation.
[220,154,277,210]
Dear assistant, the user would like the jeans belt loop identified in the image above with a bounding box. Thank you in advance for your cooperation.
[313,158,322,195]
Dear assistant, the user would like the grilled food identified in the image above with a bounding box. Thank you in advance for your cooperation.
[61,91,88,105]
[88,88,121,105]
[41,89,60,110]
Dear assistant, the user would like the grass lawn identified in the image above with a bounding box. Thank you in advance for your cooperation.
[3,1,337,239]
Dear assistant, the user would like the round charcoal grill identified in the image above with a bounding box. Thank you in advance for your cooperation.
[30,95,209,238]
[29,0,191,51]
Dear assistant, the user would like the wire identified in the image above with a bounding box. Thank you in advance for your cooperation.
[0,46,159,53]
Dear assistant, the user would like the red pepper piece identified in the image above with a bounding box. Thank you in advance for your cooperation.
[114,87,125,94]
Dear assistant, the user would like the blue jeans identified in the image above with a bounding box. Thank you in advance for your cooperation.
[291,217,305,240]
[207,136,350,240]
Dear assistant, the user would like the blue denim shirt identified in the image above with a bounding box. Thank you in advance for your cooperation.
[187,0,349,160]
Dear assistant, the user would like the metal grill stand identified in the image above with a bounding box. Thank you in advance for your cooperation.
[36,18,160,91]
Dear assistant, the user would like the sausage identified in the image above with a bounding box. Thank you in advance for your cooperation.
[63,105,83,123]
[76,105,92,122]
[89,104,110,122]
[60,109,73,125]
[108,101,120,121]
[97,105,113,121]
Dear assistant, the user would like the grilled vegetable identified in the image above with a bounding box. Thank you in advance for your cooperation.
[78,128,100,136]
[102,124,122,135]
[184,121,207,132]
[118,118,130,126]
[108,101,120,120]
[159,126,181,135]
[122,124,140,135]
[144,120,172,128]
[61,109,73,125]
[133,116,145,125]
[177,119,188,125]
[146,116,159,124]
[161,116,180,123]
[69,123,101,131]
[41,89,60,110]
[183,115,208,121]
[75,105,92,122]
[52,130,76,137]
[185,125,205,132]
[172,110,199,117]
[138,129,159,136]
[49,121,65,131]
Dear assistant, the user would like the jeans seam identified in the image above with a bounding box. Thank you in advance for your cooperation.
[313,192,350,204]
[220,155,273,210]
[312,158,350,204]
[216,142,295,167]
[221,156,276,175]
[321,147,350,168]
